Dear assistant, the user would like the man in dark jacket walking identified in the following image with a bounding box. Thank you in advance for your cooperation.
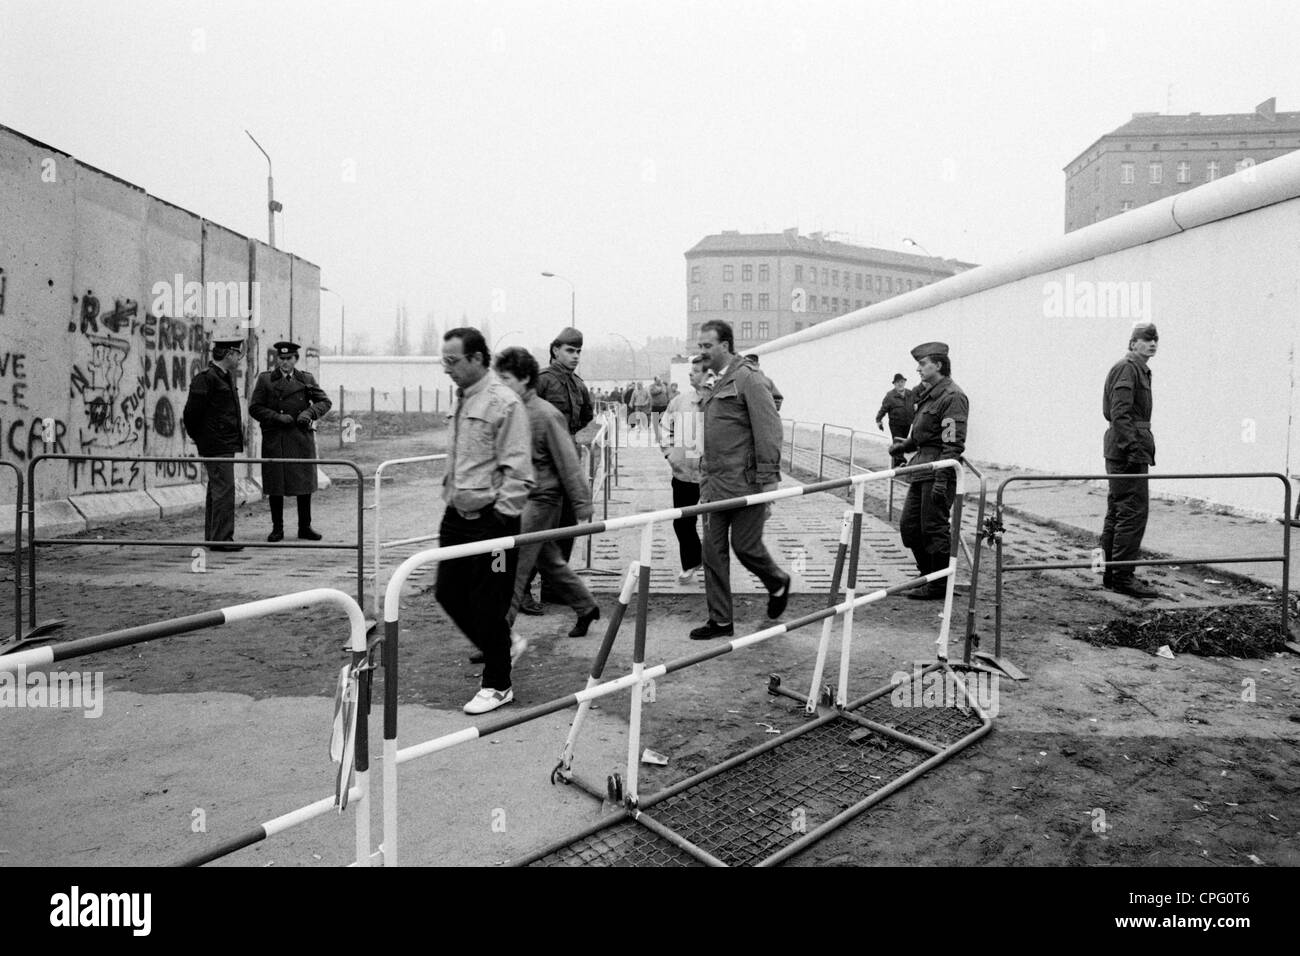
[532,327,594,597]
[1101,323,1160,599]
[876,373,917,468]
[249,341,333,541]
[890,342,968,600]
[182,339,246,551]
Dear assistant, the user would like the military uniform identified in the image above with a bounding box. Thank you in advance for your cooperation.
[532,327,593,571]
[876,377,917,467]
[182,343,245,545]
[895,342,968,596]
[1101,326,1157,591]
[248,342,332,540]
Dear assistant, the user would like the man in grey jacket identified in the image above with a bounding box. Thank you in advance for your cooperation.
[690,320,790,640]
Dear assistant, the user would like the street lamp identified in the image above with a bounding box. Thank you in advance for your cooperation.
[541,271,576,325]
[609,331,638,380]
[321,286,345,355]
[902,237,939,285]
[245,130,282,248]
[494,329,523,351]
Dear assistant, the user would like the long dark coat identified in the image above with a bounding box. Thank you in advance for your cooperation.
[248,369,332,495]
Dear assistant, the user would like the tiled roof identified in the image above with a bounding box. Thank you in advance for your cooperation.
[1111,111,1300,137]
[685,231,976,270]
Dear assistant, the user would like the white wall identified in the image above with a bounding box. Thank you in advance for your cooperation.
[755,151,1300,517]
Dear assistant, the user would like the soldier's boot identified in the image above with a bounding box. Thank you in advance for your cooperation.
[268,495,285,542]
[297,495,322,541]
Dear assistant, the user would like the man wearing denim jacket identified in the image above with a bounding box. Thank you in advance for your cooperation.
[436,327,534,715]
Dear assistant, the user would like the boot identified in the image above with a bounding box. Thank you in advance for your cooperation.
[907,553,947,600]
[297,495,322,541]
[268,495,285,542]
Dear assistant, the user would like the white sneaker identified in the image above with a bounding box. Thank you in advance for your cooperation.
[463,687,514,715]
[677,565,700,585]
[510,634,529,663]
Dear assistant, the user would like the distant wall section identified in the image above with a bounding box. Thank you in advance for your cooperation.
[0,124,321,502]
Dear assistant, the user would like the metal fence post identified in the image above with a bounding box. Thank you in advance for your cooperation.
[402,388,407,414]
[418,385,423,412]
[847,431,855,477]
[818,424,827,481]
[370,387,375,413]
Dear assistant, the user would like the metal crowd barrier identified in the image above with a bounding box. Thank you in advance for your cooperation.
[993,471,1293,656]
[371,453,448,618]
[0,588,373,867]
[1,460,21,644]
[24,454,367,630]
[375,459,970,866]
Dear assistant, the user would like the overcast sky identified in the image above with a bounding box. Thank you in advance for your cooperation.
[3,0,1297,352]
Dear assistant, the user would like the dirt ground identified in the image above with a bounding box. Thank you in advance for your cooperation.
[1,424,1297,868]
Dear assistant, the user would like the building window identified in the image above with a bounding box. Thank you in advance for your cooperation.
[885,277,893,293]
[758,321,769,338]
[906,279,913,291]
[856,300,863,310]
[723,264,734,281]
[742,264,753,281]
[794,322,802,332]
[1121,201,1134,212]
[821,296,829,312]
[741,293,753,310]
[722,293,733,309]
[821,268,828,285]
[855,273,863,290]
[1206,161,1219,181]
[794,264,803,281]
[874,275,882,292]
[1148,162,1162,184]
[1176,161,1191,183]
[832,297,839,312]
[831,269,839,285]
[691,324,699,341]
[758,263,769,282]
[690,265,701,283]
[740,321,752,339]
[758,293,770,310]
[1121,162,1135,184]
[690,295,700,311]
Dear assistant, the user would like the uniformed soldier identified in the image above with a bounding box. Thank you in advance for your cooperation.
[1101,322,1160,599]
[248,341,332,542]
[182,338,246,552]
[890,341,968,600]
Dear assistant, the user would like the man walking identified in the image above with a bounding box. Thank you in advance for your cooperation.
[876,373,917,468]
[1101,323,1161,599]
[436,327,534,715]
[890,342,968,600]
[248,341,332,541]
[532,326,593,606]
[661,355,706,584]
[182,338,246,552]
[690,320,790,640]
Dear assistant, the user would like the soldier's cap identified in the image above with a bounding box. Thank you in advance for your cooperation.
[551,327,583,349]
[213,339,244,351]
[909,341,949,361]
[1129,323,1159,342]
[892,373,907,383]
[274,341,301,357]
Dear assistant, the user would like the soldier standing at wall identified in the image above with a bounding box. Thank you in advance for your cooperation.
[182,338,246,552]
[249,341,332,542]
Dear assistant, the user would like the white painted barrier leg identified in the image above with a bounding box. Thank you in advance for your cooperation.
[806,509,851,712]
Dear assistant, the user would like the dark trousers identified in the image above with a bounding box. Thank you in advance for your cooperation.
[702,503,785,625]
[1101,459,1149,579]
[435,508,521,692]
[671,477,702,571]
[203,454,236,542]
[269,494,312,531]
[899,479,952,574]
[509,497,595,626]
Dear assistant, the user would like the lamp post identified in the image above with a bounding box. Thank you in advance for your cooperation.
[321,286,345,355]
[609,331,638,380]
[541,271,576,325]
[902,237,939,285]
[245,130,282,248]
